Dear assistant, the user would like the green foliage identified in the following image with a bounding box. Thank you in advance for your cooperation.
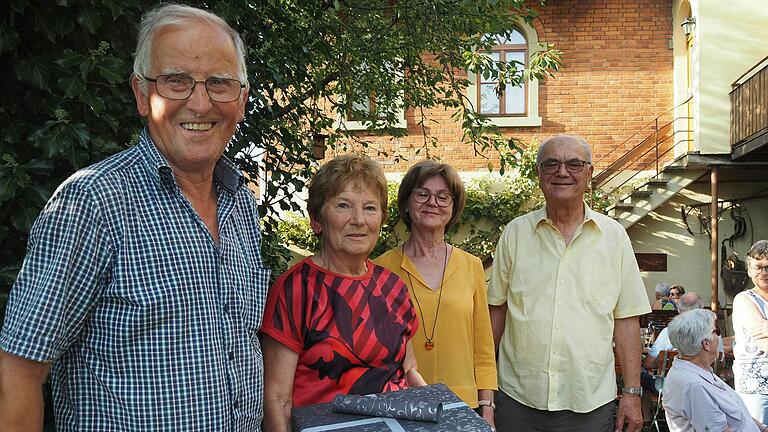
[0,1,561,313]
[278,146,544,261]
[1,1,144,292]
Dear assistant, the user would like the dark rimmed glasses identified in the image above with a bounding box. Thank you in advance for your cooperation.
[412,188,454,207]
[142,74,245,103]
[539,159,591,174]
[713,326,721,336]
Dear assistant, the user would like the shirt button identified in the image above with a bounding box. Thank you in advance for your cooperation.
[233,399,240,409]
[229,351,235,360]
[555,325,561,329]
[223,303,230,314]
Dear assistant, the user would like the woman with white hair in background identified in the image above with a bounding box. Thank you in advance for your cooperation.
[733,240,768,424]
[663,309,768,432]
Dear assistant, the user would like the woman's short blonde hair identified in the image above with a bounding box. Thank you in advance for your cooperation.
[397,160,466,231]
[307,155,388,225]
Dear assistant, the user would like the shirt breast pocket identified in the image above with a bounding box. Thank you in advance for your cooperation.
[579,263,617,316]
[238,267,270,333]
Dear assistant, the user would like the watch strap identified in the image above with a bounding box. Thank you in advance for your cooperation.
[478,399,496,410]
[621,386,642,396]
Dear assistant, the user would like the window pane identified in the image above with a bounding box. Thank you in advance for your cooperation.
[505,83,525,114]
[480,84,499,114]
[507,50,525,66]
[509,29,526,45]
[494,29,526,45]
[352,98,370,112]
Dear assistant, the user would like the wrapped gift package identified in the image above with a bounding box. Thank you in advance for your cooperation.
[291,383,493,431]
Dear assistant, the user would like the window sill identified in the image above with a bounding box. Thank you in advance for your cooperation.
[486,116,542,128]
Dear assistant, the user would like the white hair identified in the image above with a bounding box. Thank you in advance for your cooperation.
[677,292,704,313]
[654,282,671,297]
[132,3,249,94]
[668,309,717,356]
[536,135,593,164]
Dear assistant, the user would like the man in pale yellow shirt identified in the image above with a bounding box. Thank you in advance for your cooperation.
[488,135,651,432]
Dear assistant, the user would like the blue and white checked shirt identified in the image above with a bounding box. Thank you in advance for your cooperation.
[0,128,270,431]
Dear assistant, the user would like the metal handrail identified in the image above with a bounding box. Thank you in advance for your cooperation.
[592,97,693,196]
[597,127,691,199]
[593,96,693,167]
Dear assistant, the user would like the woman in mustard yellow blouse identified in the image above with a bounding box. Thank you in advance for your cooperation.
[375,160,497,428]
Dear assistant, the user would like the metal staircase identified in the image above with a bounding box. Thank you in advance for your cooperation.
[592,98,705,228]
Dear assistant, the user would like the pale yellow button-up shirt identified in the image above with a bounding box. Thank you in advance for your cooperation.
[488,204,650,413]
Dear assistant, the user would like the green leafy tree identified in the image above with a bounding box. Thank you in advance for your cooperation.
[0,0,561,320]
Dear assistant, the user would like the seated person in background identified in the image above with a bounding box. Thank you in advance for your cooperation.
[642,292,723,393]
[663,309,768,432]
[670,285,686,308]
[644,293,724,367]
[652,282,678,311]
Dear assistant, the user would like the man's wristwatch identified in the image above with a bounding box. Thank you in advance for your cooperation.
[621,387,642,397]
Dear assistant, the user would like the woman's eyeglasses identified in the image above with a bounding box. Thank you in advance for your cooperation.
[411,188,453,207]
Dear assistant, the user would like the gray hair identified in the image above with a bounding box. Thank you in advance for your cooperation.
[133,4,249,94]
[668,309,717,356]
[677,291,704,313]
[747,240,768,266]
[536,135,593,164]
[654,282,671,297]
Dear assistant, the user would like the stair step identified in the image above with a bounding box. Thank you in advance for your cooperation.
[663,164,686,171]
[631,190,653,198]
[644,179,669,187]
[607,202,635,213]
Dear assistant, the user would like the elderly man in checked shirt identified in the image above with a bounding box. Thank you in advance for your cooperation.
[0,4,269,431]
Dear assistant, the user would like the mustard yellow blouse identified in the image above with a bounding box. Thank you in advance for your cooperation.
[375,246,497,407]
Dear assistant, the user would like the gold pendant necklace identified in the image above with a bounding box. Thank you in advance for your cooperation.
[403,242,448,351]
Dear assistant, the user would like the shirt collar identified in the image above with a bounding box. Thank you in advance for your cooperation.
[673,358,719,385]
[137,127,245,195]
[533,201,602,233]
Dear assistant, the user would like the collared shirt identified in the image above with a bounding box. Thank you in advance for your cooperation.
[0,129,270,431]
[488,204,650,412]
[664,358,760,432]
[375,246,498,407]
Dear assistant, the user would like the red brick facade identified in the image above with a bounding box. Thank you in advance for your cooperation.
[335,0,673,172]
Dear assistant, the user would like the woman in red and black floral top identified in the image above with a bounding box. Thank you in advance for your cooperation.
[260,155,426,431]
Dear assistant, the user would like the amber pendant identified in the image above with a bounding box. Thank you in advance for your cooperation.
[425,341,434,350]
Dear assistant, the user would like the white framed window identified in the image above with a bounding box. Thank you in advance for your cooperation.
[337,62,407,131]
[467,23,543,127]
[339,95,407,131]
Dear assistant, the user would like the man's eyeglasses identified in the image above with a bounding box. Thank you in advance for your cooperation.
[142,74,245,103]
[412,188,454,207]
[539,159,591,174]
[713,326,721,336]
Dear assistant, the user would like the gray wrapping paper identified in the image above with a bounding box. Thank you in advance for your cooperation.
[332,393,443,423]
[291,383,493,431]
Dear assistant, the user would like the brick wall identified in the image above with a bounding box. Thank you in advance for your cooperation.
[331,0,673,172]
